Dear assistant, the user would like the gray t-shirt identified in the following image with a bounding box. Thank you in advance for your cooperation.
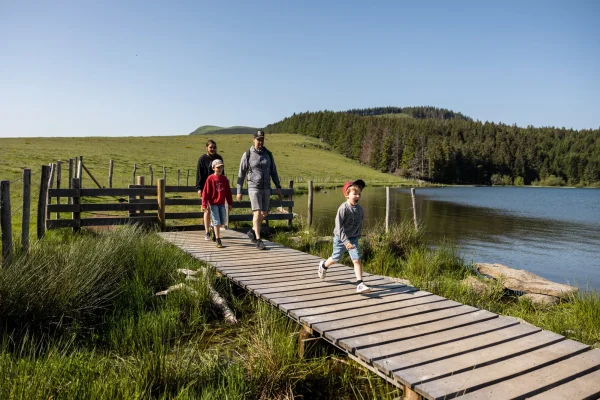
[236,146,281,192]
[333,202,364,244]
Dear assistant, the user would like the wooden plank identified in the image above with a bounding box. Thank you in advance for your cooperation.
[46,216,158,228]
[48,203,159,212]
[454,348,600,400]
[327,304,482,350]
[49,187,157,197]
[280,285,422,315]
[414,339,591,400]
[526,367,600,399]
[337,315,512,357]
[313,300,463,336]
[253,275,387,297]
[271,282,411,304]
[388,328,561,387]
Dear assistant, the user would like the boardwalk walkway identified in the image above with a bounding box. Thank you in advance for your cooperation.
[158,230,600,400]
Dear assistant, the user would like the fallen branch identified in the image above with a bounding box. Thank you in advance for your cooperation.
[155,268,238,324]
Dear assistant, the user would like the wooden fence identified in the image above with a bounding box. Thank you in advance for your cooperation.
[42,178,295,234]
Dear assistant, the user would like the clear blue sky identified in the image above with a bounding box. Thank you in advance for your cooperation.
[1,0,599,138]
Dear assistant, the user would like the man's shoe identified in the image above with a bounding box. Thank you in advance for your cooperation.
[256,239,266,250]
[318,260,327,279]
[356,282,371,294]
[210,226,216,242]
[216,238,223,248]
[247,229,257,244]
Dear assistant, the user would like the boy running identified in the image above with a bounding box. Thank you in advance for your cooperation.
[201,159,233,248]
[318,179,371,293]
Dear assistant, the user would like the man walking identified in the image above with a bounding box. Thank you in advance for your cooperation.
[236,130,281,250]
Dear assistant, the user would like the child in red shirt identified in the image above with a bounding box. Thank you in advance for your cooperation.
[201,159,233,248]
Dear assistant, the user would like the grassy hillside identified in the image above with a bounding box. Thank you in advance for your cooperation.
[189,125,257,135]
[0,134,412,187]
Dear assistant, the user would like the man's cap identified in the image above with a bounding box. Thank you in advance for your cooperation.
[342,179,366,196]
[253,130,265,139]
[212,159,224,168]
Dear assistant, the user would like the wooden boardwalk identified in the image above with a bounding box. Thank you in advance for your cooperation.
[158,230,600,400]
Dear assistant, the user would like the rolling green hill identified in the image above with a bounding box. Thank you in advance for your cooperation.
[189,125,257,135]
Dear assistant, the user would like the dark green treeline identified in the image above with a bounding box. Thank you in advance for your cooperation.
[265,107,600,186]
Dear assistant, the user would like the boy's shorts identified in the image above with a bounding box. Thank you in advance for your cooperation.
[248,189,271,212]
[330,235,360,261]
[209,205,227,226]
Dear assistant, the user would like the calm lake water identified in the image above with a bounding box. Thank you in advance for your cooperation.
[292,186,600,291]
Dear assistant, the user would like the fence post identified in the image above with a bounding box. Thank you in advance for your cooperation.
[288,180,294,227]
[307,180,313,228]
[1,180,12,264]
[137,176,145,216]
[132,163,137,184]
[68,158,74,204]
[411,188,418,231]
[157,178,166,231]
[46,163,56,219]
[149,164,153,184]
[37,165,50,239]
[109,159,114,188]
[56,161,62,219]
[77,156,83,182]
[22,169,31,252]
[163,166,166,183]
[177,169,180,186]
[186,169,190,186]
[385,187,390,233]
[72,178,81,233]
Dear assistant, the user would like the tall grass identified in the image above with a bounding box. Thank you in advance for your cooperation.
[0,227,404,398]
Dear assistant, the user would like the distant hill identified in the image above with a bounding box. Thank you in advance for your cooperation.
[189,125,258,135]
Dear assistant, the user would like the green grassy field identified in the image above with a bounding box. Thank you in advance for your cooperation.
[0,133,411,187]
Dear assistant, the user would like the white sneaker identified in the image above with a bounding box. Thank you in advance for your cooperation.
[356,282,371,293]
[318,260,327,279]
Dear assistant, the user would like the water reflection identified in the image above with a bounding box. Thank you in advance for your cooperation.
[292,186,600,290]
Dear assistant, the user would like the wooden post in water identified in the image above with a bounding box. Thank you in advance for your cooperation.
[108,159,114,188]
[157,178,166,231]
[411,188,418,231]
[288,180,294,227]
[132,163,137,184]
[37,165,50,239]
[385,187,390,233]
[72,178,81,233]
[22,169,31,252]
[1,180,12,264]
[307,180,313,228]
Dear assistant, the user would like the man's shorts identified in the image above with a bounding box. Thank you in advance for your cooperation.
[248,189,271,212]
[209,205,227,226]
[330,236,360,261]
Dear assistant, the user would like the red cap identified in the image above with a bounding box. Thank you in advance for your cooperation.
[342,179,366,196]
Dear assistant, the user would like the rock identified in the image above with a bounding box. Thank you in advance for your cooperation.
[520,293,560,308]
[462,276,494,296]
[475,263,578,298]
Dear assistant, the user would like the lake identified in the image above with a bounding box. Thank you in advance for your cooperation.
[291,186,600,291]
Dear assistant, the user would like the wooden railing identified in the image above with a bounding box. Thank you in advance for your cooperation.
[43,178,294,233]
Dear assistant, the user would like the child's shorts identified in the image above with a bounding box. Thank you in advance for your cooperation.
[330,235,360,261]
[209,205,226,226]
